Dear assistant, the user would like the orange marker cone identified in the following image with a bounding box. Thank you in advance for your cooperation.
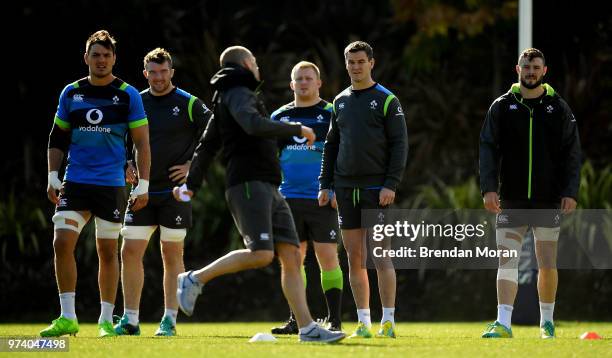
[580,331,602,340]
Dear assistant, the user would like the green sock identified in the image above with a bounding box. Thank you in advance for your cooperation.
[321,266,343,322]
[301,265,307,288]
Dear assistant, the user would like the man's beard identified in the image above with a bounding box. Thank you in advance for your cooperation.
[520,75,544,89]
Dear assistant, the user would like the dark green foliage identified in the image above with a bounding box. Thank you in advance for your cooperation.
[3,0,610,321]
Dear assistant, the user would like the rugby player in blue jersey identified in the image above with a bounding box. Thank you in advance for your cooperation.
[270,61,343,334]
[41,30,150,338]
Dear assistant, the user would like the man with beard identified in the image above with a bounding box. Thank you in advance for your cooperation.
[479,48,581,339]
[115,48,211,336]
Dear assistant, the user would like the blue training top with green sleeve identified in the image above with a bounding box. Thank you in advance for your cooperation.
[54,77,148,187]
[271,100,332,199]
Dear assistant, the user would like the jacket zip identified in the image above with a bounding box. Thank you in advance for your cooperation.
[514,95,534,199]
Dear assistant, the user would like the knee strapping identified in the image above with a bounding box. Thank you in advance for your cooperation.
[95,217,121,239]
[52,211,87,233]
[533,227,560,242]
[120,225,157,241]
[160,226,186,242]
[495,228,524,284]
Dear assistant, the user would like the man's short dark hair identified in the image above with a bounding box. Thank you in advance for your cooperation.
[519,48,545,65]
[144,47,173,69]
[86,30,117,54]
[344,41,374,60]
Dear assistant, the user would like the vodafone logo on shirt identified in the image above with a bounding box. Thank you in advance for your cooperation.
[86,108,104,124]
[79,108,110,133]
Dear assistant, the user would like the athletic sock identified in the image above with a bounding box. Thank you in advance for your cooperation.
[381,307,395,326]
[497,304,513,328]
[357,308,372,328]
[164,308,178,326]
[59,292,77,320]
[300,265,307,288]
[321,266,343,322]
[98,301,114,324]
[124,308,139,326]
[539,302,555,326]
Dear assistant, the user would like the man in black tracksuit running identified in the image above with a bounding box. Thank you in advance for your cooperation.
[319,41,408,339]
[173,46,345,343]
[479,48,581,339]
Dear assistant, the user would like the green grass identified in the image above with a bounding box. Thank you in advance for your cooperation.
[0,322,610,357]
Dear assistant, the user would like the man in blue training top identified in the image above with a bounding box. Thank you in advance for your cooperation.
[115,48,211,337]
[270,61,344,334]
[41,30,150,338]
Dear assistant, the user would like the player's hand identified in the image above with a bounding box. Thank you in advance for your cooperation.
[318,189,330,206]
[47,171,62,205]
[560,197,577,214]
[300,126,316,146]
[483,192,501,213]
[125,161,138,184]
[169,161,191,184]
[330,192,338,209]
[379,187,395,207]
[129,179,149,211]
[173,184,193,202]
[130,193,149,211]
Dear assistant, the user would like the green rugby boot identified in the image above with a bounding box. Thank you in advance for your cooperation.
[154,316,176,336]
[348,322,373,339]
[98,320,117,337]
[376,320,396,338]
[482,321,513,338]
[540,321,555,339]
[40,316,79,337]
[114,314,141,336]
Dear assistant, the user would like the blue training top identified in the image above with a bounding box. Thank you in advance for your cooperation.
[271,100,332,199]
[54,77,148,187]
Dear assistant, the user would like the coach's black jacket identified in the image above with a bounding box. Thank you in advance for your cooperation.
[479,83,581,202]
[186,64,302,192]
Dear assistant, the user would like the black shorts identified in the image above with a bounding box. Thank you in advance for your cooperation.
[496,200,562,228]
[225,181,299,251]
[286,198,340,244]
[56,181,128,223]
[335,187,385,230]
[124,192,192,229]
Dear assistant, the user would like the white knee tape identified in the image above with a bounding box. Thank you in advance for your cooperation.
[497,268,518,283]
[495,228,524,251]
[495,228,524,284]
[95,217,122,239]
[160,226,186,242]
[120,225,157,240]
[533,227,560,242]
[52,211,87,233]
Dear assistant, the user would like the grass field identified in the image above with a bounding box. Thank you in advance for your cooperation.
[0,322,610,357]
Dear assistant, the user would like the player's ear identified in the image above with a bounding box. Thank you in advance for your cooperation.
[143,69,148,79]
[170,68,175,78]
[515,64,521,75]
[316,79,322,89]
[370,58,375,70]
[542,66,548,76]
[290,80,295,91]
[83,52,89,65]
